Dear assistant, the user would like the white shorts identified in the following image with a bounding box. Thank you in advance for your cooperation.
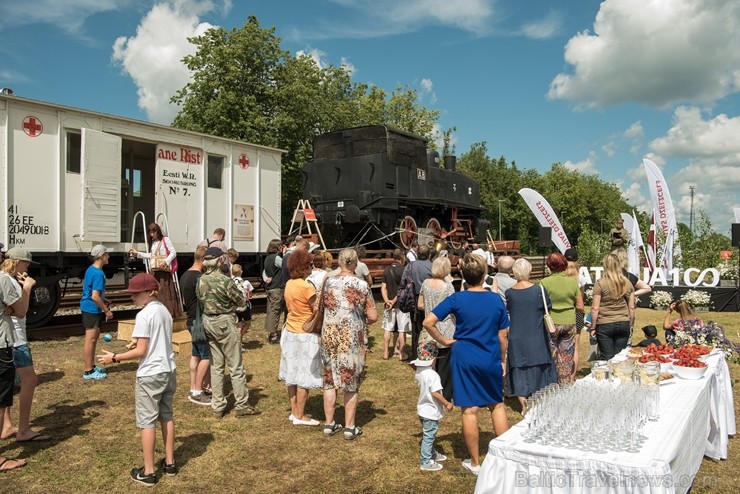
[382,306,411,334]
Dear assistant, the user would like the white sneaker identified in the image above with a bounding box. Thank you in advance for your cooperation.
[292,417,320,426]
[420,461,443,471]
[288,413,311,422]
[462,459,480,475]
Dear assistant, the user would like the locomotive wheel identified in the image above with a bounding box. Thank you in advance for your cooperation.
[426,218,443,239]
[399,215,418,249]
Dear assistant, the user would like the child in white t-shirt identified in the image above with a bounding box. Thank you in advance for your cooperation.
[97,273,177,487]
[412,342,453,471]
[231,264,254,344]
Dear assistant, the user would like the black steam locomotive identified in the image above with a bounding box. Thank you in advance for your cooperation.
[302,125,487,249]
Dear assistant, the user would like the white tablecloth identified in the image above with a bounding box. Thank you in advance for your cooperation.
[475,353,735,494]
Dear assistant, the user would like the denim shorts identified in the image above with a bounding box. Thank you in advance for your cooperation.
[12,344,33,368]
[187,322,211,359]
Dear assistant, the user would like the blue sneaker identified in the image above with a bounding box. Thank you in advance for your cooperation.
[94,366,107,374]
[83,370,107,380]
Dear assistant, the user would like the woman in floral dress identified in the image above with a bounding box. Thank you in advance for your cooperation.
[418,256,456,400]
[320,248,377,439]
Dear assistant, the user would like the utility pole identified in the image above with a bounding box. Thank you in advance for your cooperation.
[689,186,696,233]
[497,199,505,240]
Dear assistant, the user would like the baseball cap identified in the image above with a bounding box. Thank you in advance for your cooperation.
[90,244,113,259]
[564,248,579,262]
[125,273,159,293]
[204,247,224,260]
[6,247,39,265]
[410,341,438,367]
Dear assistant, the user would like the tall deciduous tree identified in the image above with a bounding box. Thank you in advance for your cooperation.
[171,16,439,228]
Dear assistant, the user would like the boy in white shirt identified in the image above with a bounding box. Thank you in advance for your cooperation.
[412,342,453,471]
[231,264,254,345]
[97,273,177,487]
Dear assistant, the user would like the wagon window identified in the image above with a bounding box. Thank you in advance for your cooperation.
[66,131,81,173]
[207,155,223,189]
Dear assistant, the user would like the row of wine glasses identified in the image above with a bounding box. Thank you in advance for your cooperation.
[520,377,659,453]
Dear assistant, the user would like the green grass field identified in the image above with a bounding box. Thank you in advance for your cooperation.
[3,307,739,493]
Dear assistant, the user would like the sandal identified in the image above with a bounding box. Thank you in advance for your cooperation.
[0,457,27,472]
[343,426,363,440]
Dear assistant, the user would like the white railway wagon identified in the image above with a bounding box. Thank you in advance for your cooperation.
[0,94,283,327]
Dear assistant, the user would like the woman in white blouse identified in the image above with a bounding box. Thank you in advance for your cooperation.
[129,223,181,318]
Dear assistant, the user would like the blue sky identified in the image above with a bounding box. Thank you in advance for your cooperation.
[2,0,739,236]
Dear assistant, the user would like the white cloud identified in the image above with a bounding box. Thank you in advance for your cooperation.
[623,122,643,140]
[602,140,617,158]
[520,11,563,40]
[340,57,356,76]
[563,151,598,175]
[420,78,437,104]
[296,0,495,40]
[296,48,328,68]
[111,1,228,124]
[548,0,740,108]
[649,106,740,159]
[0,0,120,33]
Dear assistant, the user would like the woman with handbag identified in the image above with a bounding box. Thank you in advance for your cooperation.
[129,223,181,318]
[590,253,635,359]
[278,248,323,426]
[505,258,557,409]
[320,248,377,439]
[540,253,584,383]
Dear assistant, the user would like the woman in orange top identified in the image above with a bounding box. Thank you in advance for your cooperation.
[278,248,322,426]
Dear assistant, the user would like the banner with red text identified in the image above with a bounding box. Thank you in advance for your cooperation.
[518,188,571,253]
[620,212,642,276]
[643,158,679,271]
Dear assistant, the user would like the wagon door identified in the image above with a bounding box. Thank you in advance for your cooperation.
[80,128,122,241]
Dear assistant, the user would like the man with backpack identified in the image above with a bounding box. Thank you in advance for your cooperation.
[198,228,228,254]
[405,244,433,360]
[381,249,410,360]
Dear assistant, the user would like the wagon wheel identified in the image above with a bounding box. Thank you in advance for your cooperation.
[398,215,418,249]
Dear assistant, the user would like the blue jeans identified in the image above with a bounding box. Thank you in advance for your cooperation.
[595,320,631,360]
[419,417,439,465]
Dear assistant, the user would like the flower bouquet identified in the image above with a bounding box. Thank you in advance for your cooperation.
[584,287,593,305]
[650,290,673,310]
[681,289,711,310]
[672,320,738,358]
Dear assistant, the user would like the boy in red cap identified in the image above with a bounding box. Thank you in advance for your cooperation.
[97,273,177,486]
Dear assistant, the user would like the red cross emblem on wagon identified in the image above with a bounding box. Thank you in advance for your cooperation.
[238,153,249,170]
[22,116,43,137]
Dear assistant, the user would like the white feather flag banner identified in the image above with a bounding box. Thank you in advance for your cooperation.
[643,158,680,270]
[620,212,642,275]
[518,188,571,253]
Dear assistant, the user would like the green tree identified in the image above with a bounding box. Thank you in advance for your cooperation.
[679,209,731,270]
[171,16,440,229]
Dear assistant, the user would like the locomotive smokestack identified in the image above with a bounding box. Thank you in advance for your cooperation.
[444,155,456,171]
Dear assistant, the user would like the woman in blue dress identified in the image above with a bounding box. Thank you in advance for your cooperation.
[422,254,510,476]
[505,258,558,408]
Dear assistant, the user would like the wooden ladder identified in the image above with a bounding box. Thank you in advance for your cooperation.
[288,199,328,250]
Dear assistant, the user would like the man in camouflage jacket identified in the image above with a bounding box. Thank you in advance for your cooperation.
[197,248,260,417]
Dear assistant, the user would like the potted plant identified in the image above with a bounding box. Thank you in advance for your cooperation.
[681,289,711,312]
[718,260,738,287]
[650,290,673,310]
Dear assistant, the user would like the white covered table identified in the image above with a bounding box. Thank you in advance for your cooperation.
[475,352,735,494]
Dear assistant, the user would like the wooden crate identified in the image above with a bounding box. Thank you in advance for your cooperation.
[116,316,191,354]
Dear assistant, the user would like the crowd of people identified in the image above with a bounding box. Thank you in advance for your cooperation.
[0,219,708,481]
